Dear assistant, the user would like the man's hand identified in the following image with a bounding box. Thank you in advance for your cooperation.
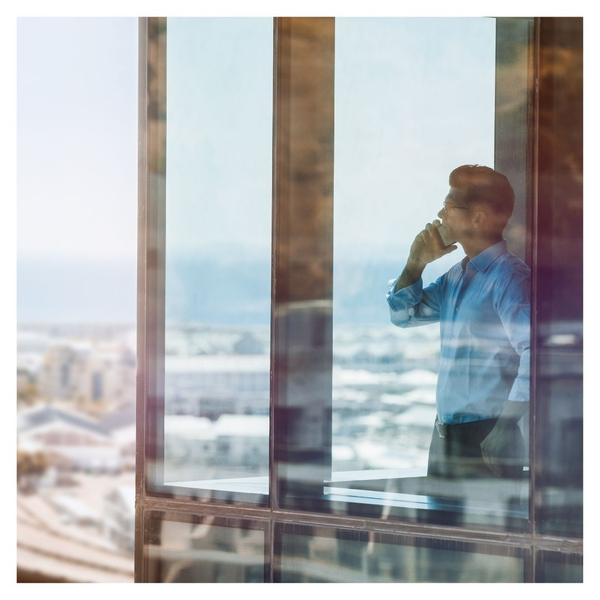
[480,424,511,477]
[393,220,458,293]
[408,220,457,268]
[480,401,528,477]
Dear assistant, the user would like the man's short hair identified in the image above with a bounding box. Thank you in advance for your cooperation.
[449,165,515,226]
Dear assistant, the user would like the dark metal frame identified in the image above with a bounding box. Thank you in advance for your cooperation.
[136,16,583,583]
[144,511,271,583]
[273,522,532,583]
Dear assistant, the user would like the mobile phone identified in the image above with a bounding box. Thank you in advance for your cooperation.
[437,224,456,247]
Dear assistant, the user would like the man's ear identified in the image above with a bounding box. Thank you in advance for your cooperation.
[472,208,487,228]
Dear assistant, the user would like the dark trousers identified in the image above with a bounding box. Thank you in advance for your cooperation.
[427,417,525,480]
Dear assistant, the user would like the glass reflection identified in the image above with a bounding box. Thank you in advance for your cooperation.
[278,525,525,583]
[535,550,583,583]
[534,17,583,538]
[387,165,529,522]
[146,513,265,582]
[327,17,532,527]
[138,16,583,585]
[332,17,496,474]
[158,18,273,496]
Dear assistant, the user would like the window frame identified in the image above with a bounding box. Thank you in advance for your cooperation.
[136,16,583,583]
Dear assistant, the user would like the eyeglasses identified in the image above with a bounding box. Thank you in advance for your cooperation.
[442,202,470,214]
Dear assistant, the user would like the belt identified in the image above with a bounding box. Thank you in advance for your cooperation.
[434,417,498,439]
[435,419,448,438]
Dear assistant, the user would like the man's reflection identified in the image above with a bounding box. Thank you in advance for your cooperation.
[387,165,530,481]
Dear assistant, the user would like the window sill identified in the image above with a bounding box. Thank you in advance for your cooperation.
[165,467,528,521]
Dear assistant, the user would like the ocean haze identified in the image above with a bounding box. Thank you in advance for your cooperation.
[17,247,461,326]
[18,257,137,324]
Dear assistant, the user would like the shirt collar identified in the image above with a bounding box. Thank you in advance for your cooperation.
[468,239,508,273]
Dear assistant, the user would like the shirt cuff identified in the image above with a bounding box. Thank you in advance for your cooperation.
[386,277,423,307]
[508,379,530,403]
[508,391,529,403]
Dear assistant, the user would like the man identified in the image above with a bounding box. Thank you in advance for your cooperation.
[387,165,530,480]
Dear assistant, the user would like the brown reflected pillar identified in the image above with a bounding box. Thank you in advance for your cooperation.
[495,17,535,265]
[138,17,167,501]
[272,17,335,507]
[534,17,583,538]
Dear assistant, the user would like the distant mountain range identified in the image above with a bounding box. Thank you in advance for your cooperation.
[18,251,457,325]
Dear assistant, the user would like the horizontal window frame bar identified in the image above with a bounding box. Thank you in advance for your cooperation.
[136,495,582,554]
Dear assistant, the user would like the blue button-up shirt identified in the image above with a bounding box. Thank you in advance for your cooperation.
[387,240,530,424]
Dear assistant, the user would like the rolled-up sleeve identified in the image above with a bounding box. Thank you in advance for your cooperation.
[386,275,444,328]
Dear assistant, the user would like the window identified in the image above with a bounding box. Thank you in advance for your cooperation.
[145,512,267,582]
[141,17,273,502]
[137,17,583,583]
[277,524,526,583]
[274,17,534,532]
[326,16,524,528]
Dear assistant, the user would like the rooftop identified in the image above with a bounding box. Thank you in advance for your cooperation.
[18,403,110,437]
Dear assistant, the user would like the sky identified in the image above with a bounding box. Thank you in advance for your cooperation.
[333,17,495,266]
[14,15,588,322]
[165,17,496,261]
[16,16,496,322]
[165,18,274,259]
[17,17,138,263]
[17,18,138,322]
[162,17,497,329]
[17,16,496,263]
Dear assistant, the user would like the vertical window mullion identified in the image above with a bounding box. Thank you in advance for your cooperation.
[142,17,167,497]
[272,17,335,508]
[493,17,537,546]
[533,17,583,540]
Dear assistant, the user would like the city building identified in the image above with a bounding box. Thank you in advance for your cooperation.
[104,486,136,553]
[165,354,270,418]
[35,340,136,409]
[18,403,125,473]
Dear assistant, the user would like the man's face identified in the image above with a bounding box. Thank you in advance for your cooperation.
[437,187,473,244]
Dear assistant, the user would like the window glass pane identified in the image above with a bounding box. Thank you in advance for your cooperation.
[535,550,583,583]
[313,17,532,528]
[152,17,273,499]
[333,16,496,474]
[277,524,525,582]
[146,512,266,582]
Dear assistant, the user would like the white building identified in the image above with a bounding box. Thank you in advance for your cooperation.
[17,404,121,472]
[48,494,101,528]
[214,415,269,470]
[104,485,135,553]
[165,354,270,417]
[37,342,136,406]
[164,415,216,466]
